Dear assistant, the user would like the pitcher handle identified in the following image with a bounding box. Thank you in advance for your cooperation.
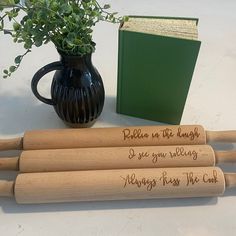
[31,61,64,105]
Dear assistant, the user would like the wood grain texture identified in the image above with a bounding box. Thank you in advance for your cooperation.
[206,130,236,143]
[19,145,215,173]
[2,125,236,151]
[0,180,14,197]
[224,173,236,188]
[215,150,236,163]
[14,167,225,204]
[23,125,206,150]
[0,137,23,151]
[0,157,19,171]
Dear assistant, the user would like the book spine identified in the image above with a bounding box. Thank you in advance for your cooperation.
[116,29,124,113]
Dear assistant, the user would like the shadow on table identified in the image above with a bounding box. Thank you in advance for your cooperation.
[1,196,218,214]
[1,93,236,135]
[0,93,65,136]
[0,94,160,136]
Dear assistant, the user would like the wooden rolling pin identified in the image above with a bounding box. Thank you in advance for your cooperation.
[0,145,235,172]
[1,125,236,151]
[0,167,235,204]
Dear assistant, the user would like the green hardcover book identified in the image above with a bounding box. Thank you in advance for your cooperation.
[116,16,201,124]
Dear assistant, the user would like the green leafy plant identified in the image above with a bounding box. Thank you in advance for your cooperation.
[0,0,128,78]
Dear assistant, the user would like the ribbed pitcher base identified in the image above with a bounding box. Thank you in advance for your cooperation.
[63,119,97,128]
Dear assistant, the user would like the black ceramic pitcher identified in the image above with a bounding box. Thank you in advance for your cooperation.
[31,53,105,127]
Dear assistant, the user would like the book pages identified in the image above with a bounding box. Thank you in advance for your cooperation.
[121,17,198,40]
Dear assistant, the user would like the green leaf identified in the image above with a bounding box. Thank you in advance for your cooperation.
[0,0,15,5]
[24,39,32,49]
[104,4,110,9]
[67,32,76,41]
[51,2,59,11]
[87,28,93,33]
[123,16,129,22]
[0,19,4,29]
[14,55,22,64]
[0,0,122,77]
[3,69,8,74]
[3,29,12,35]
[13,22,20,30]
[24,43,30,49]
[25,19,32,29]
[37,10,47,20]
[35,39,43,47]
[9,66,16,72]
[60,4,72,14]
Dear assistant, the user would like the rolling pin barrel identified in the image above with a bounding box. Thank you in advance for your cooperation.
[18,145,215,172]
[13,167,225,204]
[0,145,236,173]
[23,125,207,150]
[1,125,236,151]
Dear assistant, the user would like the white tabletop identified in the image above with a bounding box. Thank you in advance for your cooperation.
[1,0,236,235]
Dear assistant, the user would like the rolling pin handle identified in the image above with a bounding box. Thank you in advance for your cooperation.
[215,150,236,163]
[206,130,236,143]
[0,180,14,197]
[0,157,19,171]
[0,137,23,151]
[224,173,236,188]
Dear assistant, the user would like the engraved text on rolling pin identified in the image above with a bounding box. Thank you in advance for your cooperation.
[122,127,201,142]
[128,146,198,164]
[120,170,218,191]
